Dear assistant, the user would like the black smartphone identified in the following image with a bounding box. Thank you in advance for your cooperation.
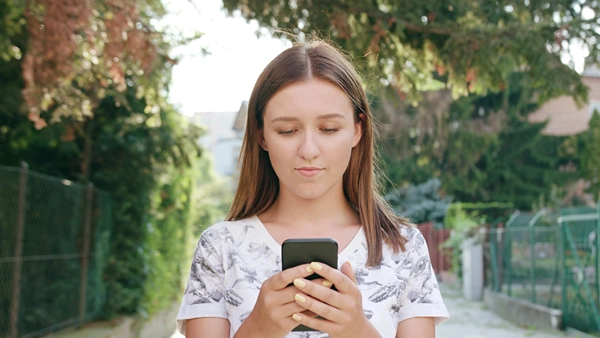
[281,238,338,331]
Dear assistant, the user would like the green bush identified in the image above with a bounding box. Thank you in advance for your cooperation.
[0,0,210,325]
[443,202,512,275]
[89,94,203,318]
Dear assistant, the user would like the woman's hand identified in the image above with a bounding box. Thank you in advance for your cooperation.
[234,263,316,338]
[290,262,382,338]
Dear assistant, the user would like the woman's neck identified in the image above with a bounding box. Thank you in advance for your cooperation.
[258,189,361,237]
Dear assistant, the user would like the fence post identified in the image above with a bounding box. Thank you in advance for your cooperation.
[10,162,28,338]
[505,211,520,298]
[489,227,499,292]
[558,218,567,327]
[530,224,536,304]
[528,209,545,304]
[79,183,94,326]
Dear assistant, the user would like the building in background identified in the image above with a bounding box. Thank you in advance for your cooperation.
[192,101,247,177]
[527,60,600,206]
[529,60,600,136]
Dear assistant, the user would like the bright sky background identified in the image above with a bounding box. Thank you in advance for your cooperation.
[164,0,291,115]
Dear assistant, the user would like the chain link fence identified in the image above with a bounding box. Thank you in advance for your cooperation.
[487,206,600,334]
[0,163,113,338]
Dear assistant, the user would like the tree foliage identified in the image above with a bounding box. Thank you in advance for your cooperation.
[0,0,199,128]
[222,0,597,104]
[0,0,208,320]
[477,112,573,208]
[378,72,576,210]
[87,90,202,317]
[385,178,452,227]
[0,58,203,317]
[560,110,600,200]
[578,111,600,198]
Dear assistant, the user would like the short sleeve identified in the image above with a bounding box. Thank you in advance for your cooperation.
[396,228,449,326]
[177,228,228,335]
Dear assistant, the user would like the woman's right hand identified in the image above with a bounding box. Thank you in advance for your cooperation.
[234,263,317,338]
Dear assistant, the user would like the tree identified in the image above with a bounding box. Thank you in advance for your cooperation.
[377,72,575,210]
[0,0,200,128]
[579,112,600,197]
[385,178,452,227]
[478,113,574,209]
[0,44,204,317]
[0,0,204,180]
[87,89,202,317]
[561,110,600,200]
[0,0,208,319]
[222,0,597,104]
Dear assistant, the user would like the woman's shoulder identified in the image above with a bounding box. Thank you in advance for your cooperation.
[398,223,428,250]
[394,221,419,238]
[197,216,262,247]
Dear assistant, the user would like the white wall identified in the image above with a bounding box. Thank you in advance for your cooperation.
[192,111,243,177]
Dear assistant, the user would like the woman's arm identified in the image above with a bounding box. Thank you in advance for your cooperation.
[395,317,435,338]
[185,317,230,338]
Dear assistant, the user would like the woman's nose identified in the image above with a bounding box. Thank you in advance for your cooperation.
[297,132,320,160]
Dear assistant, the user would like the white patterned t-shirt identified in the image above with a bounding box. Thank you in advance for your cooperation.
[177,216,449,337]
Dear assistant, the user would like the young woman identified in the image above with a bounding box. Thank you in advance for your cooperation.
[177,41,449,338]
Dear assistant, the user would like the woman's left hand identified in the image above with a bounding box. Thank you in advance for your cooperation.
[291,261,382,338]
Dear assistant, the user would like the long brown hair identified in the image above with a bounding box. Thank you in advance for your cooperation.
[227,41,411,266]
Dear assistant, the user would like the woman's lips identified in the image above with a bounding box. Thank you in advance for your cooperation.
[296,167,322,177]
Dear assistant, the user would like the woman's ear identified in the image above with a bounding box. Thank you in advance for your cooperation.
[352,113,365,148]
[258,129,268,151]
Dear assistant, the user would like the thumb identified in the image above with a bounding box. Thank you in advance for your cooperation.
[341,261,357,285]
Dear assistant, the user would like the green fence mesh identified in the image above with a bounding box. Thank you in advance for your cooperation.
[488,206,600,335]
[0,164,113,338]
[559,209,600,334]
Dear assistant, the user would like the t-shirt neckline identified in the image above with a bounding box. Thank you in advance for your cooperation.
[248,215,364,260]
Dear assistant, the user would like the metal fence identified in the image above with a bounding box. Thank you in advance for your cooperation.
[487,205,600,335]
[0,163,113,338]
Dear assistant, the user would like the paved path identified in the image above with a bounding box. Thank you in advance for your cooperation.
[436,283,579,338]
[170,283,584,338]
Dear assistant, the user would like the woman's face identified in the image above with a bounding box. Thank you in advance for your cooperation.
[260,78,362,202]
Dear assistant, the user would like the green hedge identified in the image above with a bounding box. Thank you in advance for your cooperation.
[443,202,513,275]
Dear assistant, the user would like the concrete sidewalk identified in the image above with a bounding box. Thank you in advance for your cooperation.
[436,283,581,338]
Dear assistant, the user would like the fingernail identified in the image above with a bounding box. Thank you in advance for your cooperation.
[322,280,333,287]
[295,293,306,303]
[292,313,302,322]
[306,265,314,273]
[346,261,352,269]
[294,278,306,288]
[310,262,322,270]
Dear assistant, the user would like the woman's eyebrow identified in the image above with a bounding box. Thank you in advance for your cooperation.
[270,116,299,123]
[270,113,346,123]
[317,113,346,120]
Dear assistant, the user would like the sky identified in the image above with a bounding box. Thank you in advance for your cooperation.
[164,0,291,116]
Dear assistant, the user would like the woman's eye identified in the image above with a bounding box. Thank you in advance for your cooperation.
[322,128,339,133]
[278,130,295,135]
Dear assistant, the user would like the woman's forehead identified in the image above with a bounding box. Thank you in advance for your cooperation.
[263,79,354,120]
